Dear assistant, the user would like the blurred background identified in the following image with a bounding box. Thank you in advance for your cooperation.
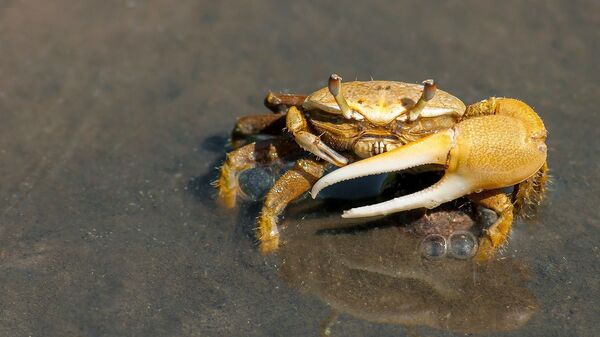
[0,1,598,336]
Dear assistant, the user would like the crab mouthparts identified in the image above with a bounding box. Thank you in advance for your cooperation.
[353,136,401,158]
[310,129,472,218]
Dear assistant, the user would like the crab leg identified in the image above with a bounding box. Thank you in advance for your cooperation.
[232,113,286,137]
[231,113,286,147]
[312,99,547,220]
[257,158,327,254]
[264,92,308,112]
[217,138,300,208]
[467,190,514,261]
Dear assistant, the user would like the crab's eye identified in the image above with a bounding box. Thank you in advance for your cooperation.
[420,234,447,260]
[448,231,478,260]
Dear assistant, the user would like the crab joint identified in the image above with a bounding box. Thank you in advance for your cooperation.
[408,79,437,121]
[328,74,361,120]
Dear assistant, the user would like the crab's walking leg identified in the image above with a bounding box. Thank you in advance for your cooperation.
[231,113,286,147]
[287,106,349,166]
[257,158,327,254]
[467,190,514,261]
[217,138,300,208]
[265,92,308,112]
[513,162,549,216]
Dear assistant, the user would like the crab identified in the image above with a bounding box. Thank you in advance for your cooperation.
[217,74,548,260]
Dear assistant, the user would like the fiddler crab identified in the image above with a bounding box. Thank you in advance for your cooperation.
[217,74,548,260]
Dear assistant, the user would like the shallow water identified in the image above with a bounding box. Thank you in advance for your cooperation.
[0,1,598,336]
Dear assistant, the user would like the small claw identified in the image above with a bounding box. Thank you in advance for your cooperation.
[295,131,348,167]
[311,129,455,198]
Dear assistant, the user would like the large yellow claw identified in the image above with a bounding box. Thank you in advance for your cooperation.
[311,102,547,219]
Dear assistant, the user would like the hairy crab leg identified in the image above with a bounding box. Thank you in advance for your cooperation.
[217,138,301,208]
[467,190,514,261]
[512,162,549,216]
[257,158,327,254]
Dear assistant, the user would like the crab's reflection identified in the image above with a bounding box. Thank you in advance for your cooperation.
[276,203,537,336]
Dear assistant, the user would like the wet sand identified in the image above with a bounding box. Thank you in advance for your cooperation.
[0,1,598,336]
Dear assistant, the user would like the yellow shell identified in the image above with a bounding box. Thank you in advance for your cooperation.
[303,81,466,125]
